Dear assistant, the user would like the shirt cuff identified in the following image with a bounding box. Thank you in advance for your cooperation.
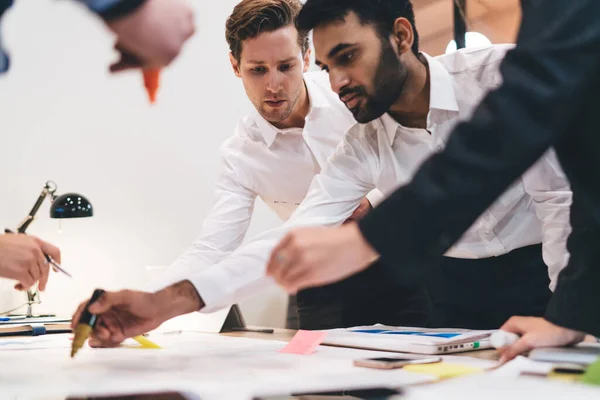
[145,274,176,293]
[365,189,386,207]
[81,0,146,20]
[188,267,236,314]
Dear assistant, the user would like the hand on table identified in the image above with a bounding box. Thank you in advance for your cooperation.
[498,317,586,363]
[71,280,203,347]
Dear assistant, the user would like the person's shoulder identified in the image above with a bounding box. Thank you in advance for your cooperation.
[221,115,267,154]
[435,44,514,74]
[435,44,515,88]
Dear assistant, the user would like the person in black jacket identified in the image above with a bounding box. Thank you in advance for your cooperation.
[267,0,600,361]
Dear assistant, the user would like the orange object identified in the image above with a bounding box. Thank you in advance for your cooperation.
[143,68,161,104]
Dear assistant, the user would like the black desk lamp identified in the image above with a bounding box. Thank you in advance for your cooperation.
[13,181,93,317]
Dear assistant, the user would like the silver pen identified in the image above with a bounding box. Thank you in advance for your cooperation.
[46,255,73,278]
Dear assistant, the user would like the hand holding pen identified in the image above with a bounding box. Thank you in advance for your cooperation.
[71,288,165,357]
[1,229,69,291]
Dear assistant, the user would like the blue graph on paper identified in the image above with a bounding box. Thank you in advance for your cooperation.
[350,329,461,339]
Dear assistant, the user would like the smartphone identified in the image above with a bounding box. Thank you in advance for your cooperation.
[353,356,442,370]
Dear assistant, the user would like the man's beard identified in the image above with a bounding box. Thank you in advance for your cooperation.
[259,82,304,124]
[260,100,295,123]
[340,38,408,123]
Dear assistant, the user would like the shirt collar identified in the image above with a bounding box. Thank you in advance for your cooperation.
[379,52,460,144]
[380,113,401,145]
[423,52,460,113]
[253,74,331,147]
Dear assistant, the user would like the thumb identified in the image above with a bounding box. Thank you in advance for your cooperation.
[109,59,139,73]
[88,290,130,314]
[499,335,534,364]
[109,46,143,73]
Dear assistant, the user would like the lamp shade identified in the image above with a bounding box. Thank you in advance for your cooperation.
[50,193,93,219]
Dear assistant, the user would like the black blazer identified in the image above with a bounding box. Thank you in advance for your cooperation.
[358,0,600,336]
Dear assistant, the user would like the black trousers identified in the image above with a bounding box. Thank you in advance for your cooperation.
[426,244,552,330]
[296,259,431,330]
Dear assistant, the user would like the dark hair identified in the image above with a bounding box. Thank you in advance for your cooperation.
[226,0,311,61]
[297,0,419,55]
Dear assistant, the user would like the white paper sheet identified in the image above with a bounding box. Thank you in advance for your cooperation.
[0,334,72,350]
[0,332,438,399]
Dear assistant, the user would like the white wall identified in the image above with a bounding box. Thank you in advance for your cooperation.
[0,0,289,327]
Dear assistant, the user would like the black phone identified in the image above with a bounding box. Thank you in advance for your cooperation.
[353,356,442,370]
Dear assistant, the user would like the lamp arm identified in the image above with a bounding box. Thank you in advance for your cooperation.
[16,181,58,233]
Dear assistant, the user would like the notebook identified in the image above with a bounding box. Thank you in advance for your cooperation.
[0,320,72,337]
[322,324,494,355]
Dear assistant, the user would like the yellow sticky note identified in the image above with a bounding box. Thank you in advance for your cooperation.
[133,335,161,349]
[120,335,162,349]
[403,362,483,379]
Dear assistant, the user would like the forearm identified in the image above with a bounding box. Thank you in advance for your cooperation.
[185,228,288,312]
[522,151,572,289]
[185,185,370,311]
[155,280,205,320]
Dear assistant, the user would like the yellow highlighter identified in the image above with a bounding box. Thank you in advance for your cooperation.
[132,335,162,349]
[71,288,162,358]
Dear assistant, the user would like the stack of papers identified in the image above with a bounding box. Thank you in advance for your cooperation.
[0,332,443,399]
[322,325,495,354]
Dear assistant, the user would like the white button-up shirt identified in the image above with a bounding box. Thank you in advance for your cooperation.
[151,71,374,290]
[172,45,572,312]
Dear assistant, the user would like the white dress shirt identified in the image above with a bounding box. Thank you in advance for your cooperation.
[171,45,572,312]
[150,71,375,290]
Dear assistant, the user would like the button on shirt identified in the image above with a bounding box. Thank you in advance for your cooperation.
[175,45,572,312]
[151,71,373,290]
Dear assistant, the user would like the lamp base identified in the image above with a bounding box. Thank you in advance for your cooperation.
[5,298,56,319]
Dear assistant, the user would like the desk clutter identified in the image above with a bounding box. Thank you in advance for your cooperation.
[0,325,598,399]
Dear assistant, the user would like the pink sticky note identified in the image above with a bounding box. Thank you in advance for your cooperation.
[279,330,328,355]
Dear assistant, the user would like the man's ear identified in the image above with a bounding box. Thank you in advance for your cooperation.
[229,52,242,77]
[302,48,312,72]
[391,17,415,55]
